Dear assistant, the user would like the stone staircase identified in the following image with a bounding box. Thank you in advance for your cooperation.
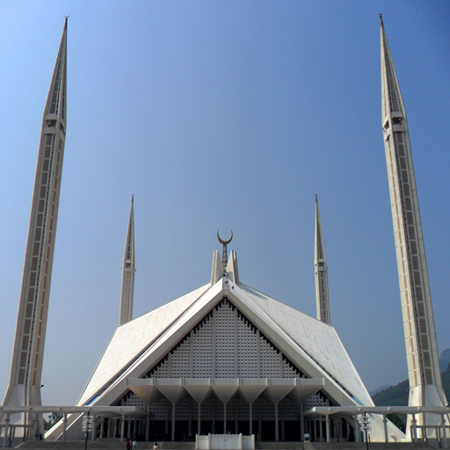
[257,443,436,450]
[17,441,195,450]
[15,441,438,450]
[303,443,436,450]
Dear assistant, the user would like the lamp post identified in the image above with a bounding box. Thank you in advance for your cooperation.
[358,412,371,450]
[82,411,94,450]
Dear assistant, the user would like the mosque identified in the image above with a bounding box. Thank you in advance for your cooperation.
[0,16,448,447]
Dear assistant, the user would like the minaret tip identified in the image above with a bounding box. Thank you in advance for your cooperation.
[64,15,69,28]
[379,13,383,26]
[119,197,136,325]
[314,195,331,325]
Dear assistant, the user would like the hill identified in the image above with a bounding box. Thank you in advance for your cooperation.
[369,384,392,396]
[372,349,450,407]
[443,360,450,397]
[373,361,450,406]
[371,361,450,432]
[441,348,450,372]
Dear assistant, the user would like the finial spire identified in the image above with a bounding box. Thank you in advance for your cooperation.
[217,229,233,271]
[314,195,331,325]
[380,19,448,436]
[119,196,136,325]
[2,19,68,432]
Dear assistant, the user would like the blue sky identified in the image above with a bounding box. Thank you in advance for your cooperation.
[0,1,449,405]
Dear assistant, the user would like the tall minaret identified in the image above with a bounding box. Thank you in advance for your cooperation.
[380,16,448,434]
[314,195,331,325]
[2,18,68,422]
[119,196,136,325]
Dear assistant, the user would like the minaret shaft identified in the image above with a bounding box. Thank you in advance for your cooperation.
[3,19,68,417]
[119,196,136,325]
[314,196,331,325]
[380,17,447,432]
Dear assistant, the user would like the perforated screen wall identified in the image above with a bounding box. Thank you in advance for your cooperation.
[119,298,331,420]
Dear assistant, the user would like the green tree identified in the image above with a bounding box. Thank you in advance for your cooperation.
[44,412,64,431]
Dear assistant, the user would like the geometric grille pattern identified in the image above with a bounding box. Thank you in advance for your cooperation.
[148,299,303,379]
[120,298,330,420]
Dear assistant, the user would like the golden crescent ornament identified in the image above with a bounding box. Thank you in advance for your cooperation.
[217,229,233,245]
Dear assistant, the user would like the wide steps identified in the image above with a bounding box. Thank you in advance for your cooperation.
[17,442,438,450]
[256,444,435,450]
[303,443,435,450]
[18,441,195,450]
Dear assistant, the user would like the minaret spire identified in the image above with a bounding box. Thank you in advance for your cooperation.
[314,195,331,325]
[2,19,68,432]
[119,195,136,325]
[380,17,448,436]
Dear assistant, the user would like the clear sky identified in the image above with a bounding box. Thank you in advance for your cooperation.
[0,0,449,406]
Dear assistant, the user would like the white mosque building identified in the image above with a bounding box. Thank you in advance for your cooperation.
[44,235,405,443]
[1,16,449,446]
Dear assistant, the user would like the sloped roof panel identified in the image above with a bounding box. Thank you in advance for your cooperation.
[239,283,373,406]
[77,284,210,405]
[77,277,372,410]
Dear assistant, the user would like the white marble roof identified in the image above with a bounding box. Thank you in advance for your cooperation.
[77,283,210,405]
[238,283,373,406]
[77,274,372,410]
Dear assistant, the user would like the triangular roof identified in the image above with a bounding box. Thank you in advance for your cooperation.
[46,260,405,442]
[77,275,371,409]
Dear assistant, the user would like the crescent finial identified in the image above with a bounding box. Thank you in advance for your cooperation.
[217,229,233,245]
